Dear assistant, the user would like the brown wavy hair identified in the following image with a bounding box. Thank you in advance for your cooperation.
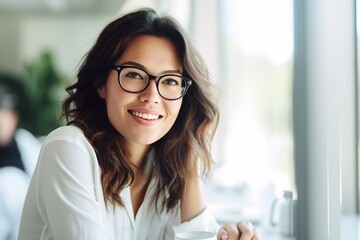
[62,8,219,210]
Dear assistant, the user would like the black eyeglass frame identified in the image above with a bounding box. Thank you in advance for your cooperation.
[110,65,193,101]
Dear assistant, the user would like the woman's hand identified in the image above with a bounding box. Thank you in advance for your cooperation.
[217,221,260,240]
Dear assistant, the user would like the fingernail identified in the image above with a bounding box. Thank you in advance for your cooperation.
[219,229,229,240]
[221,234,229,240]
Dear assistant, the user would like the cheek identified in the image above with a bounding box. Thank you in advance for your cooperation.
[103,78,129,108]
[167,100,183,120]
[105,91,128,120]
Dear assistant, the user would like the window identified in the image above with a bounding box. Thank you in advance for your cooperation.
[188,0,295,230]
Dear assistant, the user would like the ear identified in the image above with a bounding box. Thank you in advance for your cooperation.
[97,86,106,99]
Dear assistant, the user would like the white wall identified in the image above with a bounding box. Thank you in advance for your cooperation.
[0,15,115,79]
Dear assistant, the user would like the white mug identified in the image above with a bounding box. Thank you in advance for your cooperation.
[174,231,216,240]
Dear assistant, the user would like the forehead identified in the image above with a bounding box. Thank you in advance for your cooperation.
[117,35,183,75]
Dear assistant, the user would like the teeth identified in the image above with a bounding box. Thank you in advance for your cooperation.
[131,111,160,120]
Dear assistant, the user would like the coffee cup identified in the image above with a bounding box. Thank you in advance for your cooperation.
[174,231,216,240]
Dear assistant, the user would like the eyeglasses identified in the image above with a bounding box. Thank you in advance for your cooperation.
[111,65,192,100]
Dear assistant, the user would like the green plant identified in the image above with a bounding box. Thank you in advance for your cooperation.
[23,51,69,137]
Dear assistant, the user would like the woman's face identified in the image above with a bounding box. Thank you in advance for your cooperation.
[98,35,183,148]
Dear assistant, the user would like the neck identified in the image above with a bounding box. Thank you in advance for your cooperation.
[126,141,151,169]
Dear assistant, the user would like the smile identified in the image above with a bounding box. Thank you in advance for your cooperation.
[129,110,161,120]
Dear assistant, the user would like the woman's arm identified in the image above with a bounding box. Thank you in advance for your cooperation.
[180,175,206,222]
[180,152,207,222]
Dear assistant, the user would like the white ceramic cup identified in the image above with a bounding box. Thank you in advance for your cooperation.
[174,231,216,240]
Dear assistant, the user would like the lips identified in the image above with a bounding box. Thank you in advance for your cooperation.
[129,110,162,120]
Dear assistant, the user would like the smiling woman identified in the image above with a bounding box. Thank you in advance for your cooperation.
[17,8,260,240]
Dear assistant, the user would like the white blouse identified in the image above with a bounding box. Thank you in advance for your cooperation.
[18,126,219,240]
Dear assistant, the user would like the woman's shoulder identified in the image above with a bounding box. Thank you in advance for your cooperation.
[40,125,97,163]
[43,125,89,148]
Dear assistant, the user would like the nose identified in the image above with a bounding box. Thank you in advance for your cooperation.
[139,80,160,103]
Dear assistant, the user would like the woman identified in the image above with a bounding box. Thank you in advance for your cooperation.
[19,8,260,240]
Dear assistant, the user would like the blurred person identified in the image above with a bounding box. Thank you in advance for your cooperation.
[19,8,260,240]
[0,77,41,240]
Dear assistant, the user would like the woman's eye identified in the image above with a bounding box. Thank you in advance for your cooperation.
[162,78,179,86]
[126,72,143,79]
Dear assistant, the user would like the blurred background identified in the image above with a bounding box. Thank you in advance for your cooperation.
[0,0,358,239]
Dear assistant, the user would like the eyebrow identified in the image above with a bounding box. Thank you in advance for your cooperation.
[119,61,183,75]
